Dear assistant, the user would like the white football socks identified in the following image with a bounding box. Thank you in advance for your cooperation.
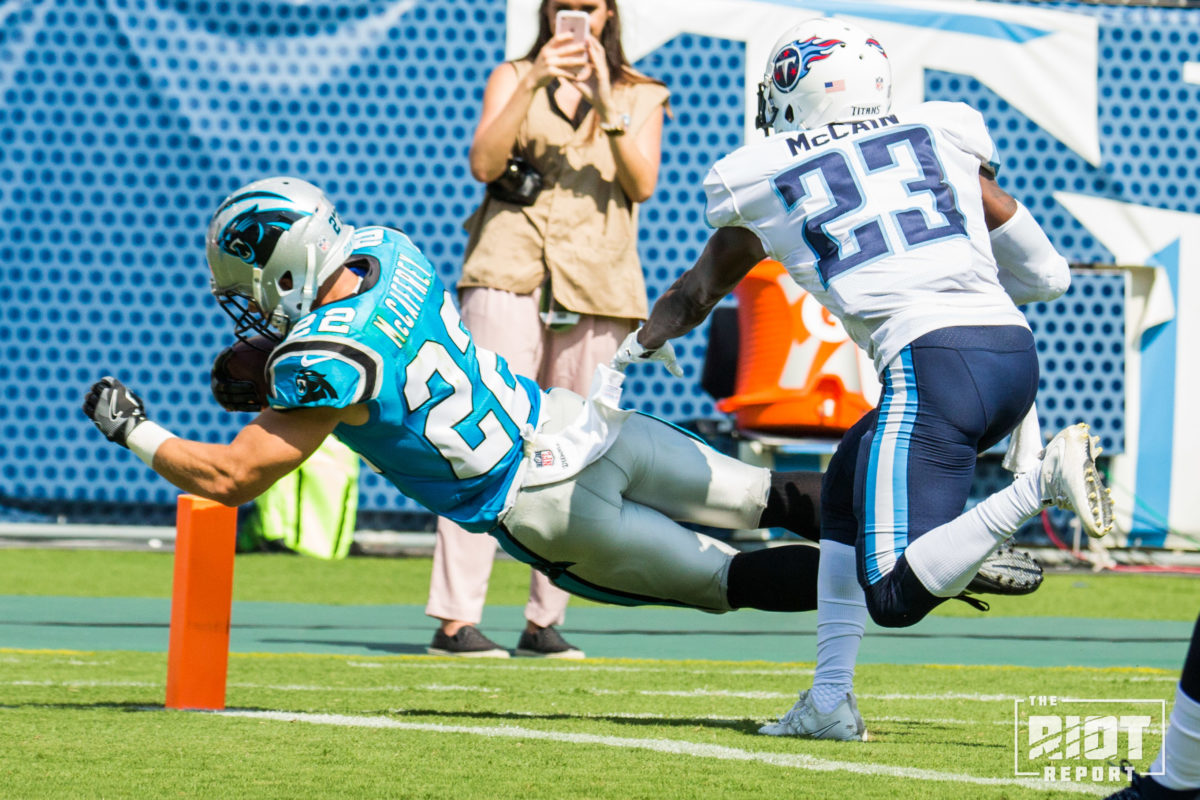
[810,540,867,714]
[1152,685,1200,791]
[905,468,1043,598]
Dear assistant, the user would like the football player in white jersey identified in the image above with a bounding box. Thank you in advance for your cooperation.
[615,18,1115,739]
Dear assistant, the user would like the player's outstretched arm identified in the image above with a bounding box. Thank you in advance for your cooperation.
[613,226,763,375]
[639,225,765,351]
[149,408,345,507]
[980,170,1070,305]
[84,376,347,507]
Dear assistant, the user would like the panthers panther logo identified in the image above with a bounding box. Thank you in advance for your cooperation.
[218,191,312,268]
[294,368,337,403]
[772,35,843,92]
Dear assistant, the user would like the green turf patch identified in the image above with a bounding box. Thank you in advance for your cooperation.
[1,549,1196,620]
[2,550,1188,796]
[0,649,1172,799]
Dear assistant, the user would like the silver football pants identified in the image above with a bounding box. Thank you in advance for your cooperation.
[499,390,771,612]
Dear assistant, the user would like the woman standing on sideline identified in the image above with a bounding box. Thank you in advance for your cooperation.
[425,0,670,658]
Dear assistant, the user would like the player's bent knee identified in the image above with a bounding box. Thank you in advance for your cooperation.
[863,560,946,628]
[864,590,924,628]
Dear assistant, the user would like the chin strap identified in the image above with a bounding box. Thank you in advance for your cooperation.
[250,265,265,314]
[299,242,318,319]
[754,80,774,134]
[249,264,290,336]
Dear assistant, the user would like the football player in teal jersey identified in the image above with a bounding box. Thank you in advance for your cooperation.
[84,176,830,618]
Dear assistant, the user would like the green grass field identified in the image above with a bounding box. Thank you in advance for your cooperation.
[2,549,1196,799]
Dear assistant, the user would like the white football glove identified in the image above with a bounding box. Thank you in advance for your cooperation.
[611,328,684,377]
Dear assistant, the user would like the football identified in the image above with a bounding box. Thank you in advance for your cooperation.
[210,335,275,412]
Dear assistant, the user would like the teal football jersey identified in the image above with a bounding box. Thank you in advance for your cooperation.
[265,226,542,531]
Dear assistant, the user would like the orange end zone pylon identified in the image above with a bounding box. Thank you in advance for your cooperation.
[165,494,237,710]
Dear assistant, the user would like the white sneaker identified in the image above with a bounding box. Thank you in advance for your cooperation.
[758,690,868,741]
[1039,423,1114,539]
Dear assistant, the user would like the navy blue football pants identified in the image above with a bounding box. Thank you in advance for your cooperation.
[821,325,1039,627]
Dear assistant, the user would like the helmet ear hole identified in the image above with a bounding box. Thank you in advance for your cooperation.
[278,271,294,291]
[785,107,794,124]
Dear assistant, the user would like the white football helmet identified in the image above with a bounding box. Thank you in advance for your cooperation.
[206,176,356,340]
[755,18,892,134]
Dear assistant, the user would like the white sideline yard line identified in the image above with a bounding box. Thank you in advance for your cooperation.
[863,691,1019,701]
[0,680,1031,702]
[9,680,161,687]
[6,680,1161,707]
[0,656,111,666]
[5,680,1163,733]
[4,651,814,677]
[607,689,793,699]
[342,660,816,677]
[213,709,1109,796]
[596,689,1021,701]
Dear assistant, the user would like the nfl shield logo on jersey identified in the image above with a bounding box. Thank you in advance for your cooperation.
[534,450,555,468]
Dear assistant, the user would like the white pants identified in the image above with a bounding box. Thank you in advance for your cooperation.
[499,391,772,613]
[426,286,636,627]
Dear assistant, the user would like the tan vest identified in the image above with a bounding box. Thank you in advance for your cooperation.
[459,61,670,320]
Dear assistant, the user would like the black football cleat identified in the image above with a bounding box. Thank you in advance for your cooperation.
[966,543,1044,596]
[1104,763,1200,799]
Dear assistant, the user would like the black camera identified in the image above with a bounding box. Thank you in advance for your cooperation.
[486,157,543,206]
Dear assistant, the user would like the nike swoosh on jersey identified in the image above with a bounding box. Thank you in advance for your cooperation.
[299,354,332,367]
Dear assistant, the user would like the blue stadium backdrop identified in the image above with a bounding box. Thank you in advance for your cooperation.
[0,0,1196,545]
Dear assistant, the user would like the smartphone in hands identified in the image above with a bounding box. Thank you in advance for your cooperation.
[555,9,589,44]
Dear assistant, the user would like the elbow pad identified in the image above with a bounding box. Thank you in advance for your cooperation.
[989,203,1071,305]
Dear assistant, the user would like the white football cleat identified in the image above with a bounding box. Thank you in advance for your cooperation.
[1039,423,1115,539]
[758,690,868,741]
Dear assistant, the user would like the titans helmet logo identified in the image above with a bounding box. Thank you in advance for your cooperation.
[217,192,311,268]
[772,36,844,92]
[294,368,337,403]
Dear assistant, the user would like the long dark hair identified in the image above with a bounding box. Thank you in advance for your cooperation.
[520,0,661,89]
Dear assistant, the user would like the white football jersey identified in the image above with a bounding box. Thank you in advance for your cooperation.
[705,101,1027,375]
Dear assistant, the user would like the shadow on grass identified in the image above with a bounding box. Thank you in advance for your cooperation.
[0,701,166,712]
[10,702,1012,747]
[385,706,763,734]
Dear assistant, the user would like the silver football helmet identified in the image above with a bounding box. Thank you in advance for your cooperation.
[755,18,892,134]
[206,176,356,340]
